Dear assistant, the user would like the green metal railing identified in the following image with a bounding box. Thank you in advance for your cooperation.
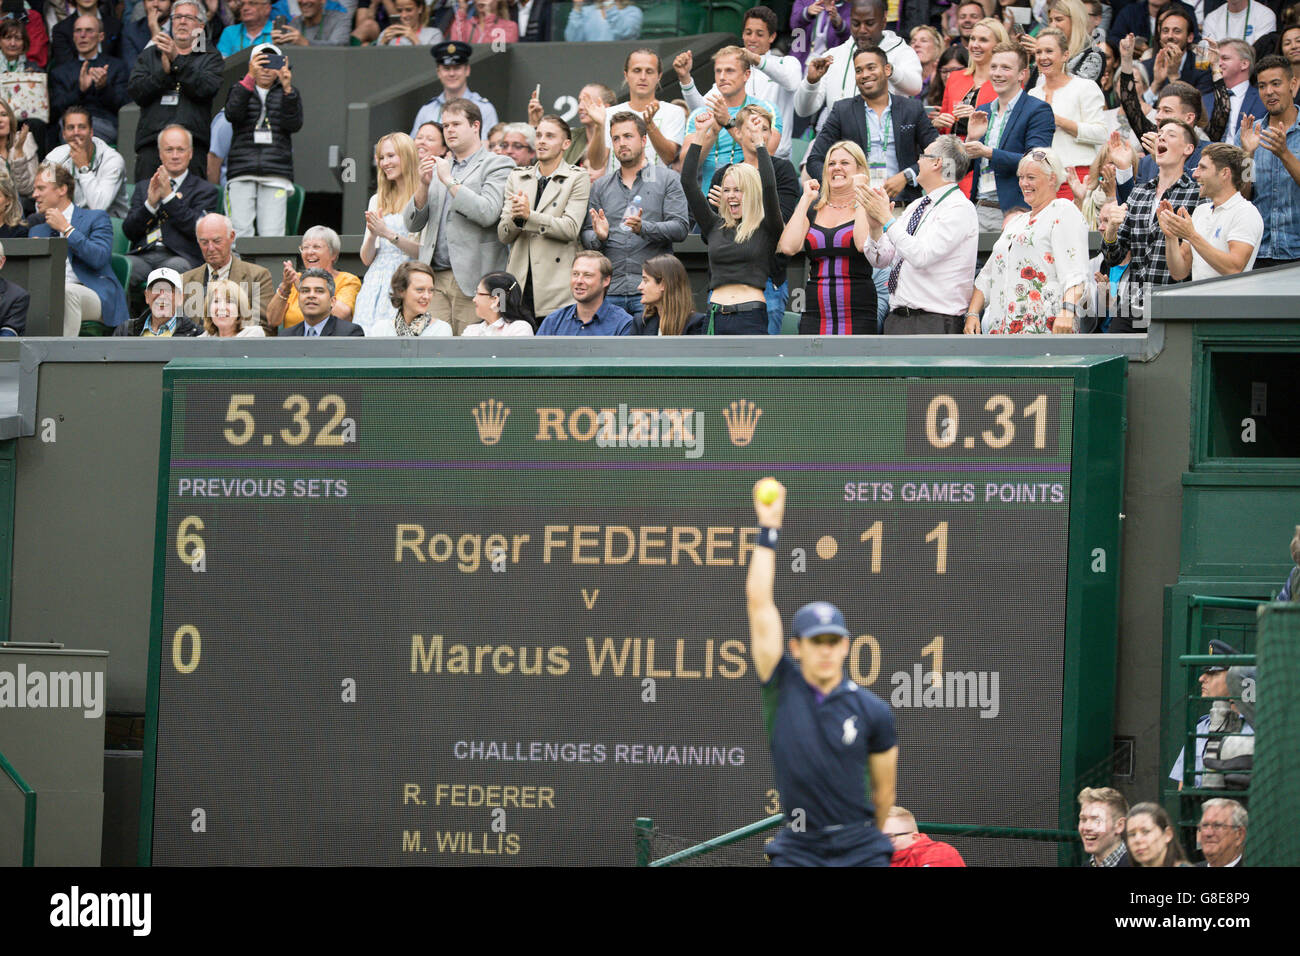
[1168,596,1259,841]
[635,815,1080,866]
[0,750,36,867]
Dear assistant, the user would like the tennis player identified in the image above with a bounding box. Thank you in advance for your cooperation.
[746,477,899,866]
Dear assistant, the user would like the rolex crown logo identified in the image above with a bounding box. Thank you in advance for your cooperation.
[722,400,762,447]
[472,399,510,446]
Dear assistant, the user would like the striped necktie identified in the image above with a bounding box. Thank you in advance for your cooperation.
[887,196,932,294]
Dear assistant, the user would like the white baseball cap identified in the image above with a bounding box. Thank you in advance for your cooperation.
[146,267,183,292]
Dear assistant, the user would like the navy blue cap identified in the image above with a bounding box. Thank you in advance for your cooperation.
[792,601,850,640]
[432,41,472,65]
[1204,639,1240,672]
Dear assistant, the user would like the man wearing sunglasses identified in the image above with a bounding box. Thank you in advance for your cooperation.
[746,478,899,866]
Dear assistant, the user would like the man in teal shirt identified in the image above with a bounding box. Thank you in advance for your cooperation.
[681,45,782,187]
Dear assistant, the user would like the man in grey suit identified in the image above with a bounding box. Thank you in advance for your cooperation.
[403,98,515,334]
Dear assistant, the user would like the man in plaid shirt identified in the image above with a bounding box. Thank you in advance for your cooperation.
[1101,118,1203,333]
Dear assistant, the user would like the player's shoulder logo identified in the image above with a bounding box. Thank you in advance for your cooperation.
[842,716,858,745]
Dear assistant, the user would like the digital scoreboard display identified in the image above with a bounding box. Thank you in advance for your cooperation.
[142,357,1125,866]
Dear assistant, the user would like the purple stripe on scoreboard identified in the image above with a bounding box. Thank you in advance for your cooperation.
[171,458,1073,473]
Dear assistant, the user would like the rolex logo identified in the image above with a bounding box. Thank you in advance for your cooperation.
[472,399,510,446]
[722,400,762,447]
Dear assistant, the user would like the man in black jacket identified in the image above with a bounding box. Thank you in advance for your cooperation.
[123,124,220,287]
[50,14,129,145]
[280,269,364,336]
[127,0,223,180]
[50,0,123,70]
[113,267,202,336]
[805,45,937,205]
[225,43,301,237]
[0,242,30,337]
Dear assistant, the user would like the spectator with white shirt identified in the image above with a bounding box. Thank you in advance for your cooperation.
[1204,39,1263,145]
[588,48,687,174]
[461,271,535,336]
[1030,27,1107,195]
[795,0,924,130]
[677,7,801,160]
[43,105,129,216]
[1201,0,1276,46]
[856,134,979,333]
[1161,141,1262,278]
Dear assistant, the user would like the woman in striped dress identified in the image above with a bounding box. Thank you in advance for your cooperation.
[778,141,877,334]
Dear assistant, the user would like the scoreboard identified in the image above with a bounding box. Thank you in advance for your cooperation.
[140,356,1126,866]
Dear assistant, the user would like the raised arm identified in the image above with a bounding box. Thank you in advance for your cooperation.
[755,143,784,237]
[746,478,786,684]
[778,174,819,256]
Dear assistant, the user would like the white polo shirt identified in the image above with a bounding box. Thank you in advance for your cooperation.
[1190,190,1262,281]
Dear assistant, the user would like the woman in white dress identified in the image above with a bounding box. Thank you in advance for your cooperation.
[965,147,1089,335]
[1030,27,1106,200]
[353,131,422,333]
[200,278,267,337]
[375,260,452,337]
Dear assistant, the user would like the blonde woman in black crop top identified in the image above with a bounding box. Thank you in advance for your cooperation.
[681,106,784,334]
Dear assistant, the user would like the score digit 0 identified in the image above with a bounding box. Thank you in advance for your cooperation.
[925,394,1048,450]
[172,625,201,674]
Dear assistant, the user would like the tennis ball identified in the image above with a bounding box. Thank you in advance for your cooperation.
[756,478,781,505]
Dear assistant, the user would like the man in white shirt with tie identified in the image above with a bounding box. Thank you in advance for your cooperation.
[854,134,979,334]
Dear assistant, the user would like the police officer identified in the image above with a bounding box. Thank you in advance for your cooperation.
[745,478,899,866]
[410,41,500,138]
[1169,639,1254,790]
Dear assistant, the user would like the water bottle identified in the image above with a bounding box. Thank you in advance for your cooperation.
[621,195,642,232]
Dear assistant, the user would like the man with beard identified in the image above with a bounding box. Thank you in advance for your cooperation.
[581,110,689,327]
[1240,55,1300,267]
[499,115,590,323]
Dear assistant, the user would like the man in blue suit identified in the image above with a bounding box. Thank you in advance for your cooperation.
[1108,0,1199,53]
[962,42,1056,232]
[31,163,129,336]
[1203,40,1266,146]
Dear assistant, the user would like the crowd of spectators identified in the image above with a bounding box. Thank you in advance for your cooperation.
[0,0,1296,337]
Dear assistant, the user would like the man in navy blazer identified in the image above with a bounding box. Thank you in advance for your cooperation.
[123,125,220,282]
[0,243,30,336]
[1202,39,1266,146]
[805,45,937,205]
[962,43,1056,231]
[49,15,130,144]
[280,269,365,336]
[1108,0,1198,52]
[31,163,129,336]
[1135,6,1214,97]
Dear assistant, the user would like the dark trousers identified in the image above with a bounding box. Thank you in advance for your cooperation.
[766,823,894,867]
[708,301,767,335]
[883,307,964,334]
[1254,258,1300,270]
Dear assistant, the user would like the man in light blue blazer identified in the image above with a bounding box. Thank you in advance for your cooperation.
[31,162,129,336]
[961,43,1056,232]
[403,97,515,335]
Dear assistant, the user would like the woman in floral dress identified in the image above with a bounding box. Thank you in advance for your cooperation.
[965,147,1089,334]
